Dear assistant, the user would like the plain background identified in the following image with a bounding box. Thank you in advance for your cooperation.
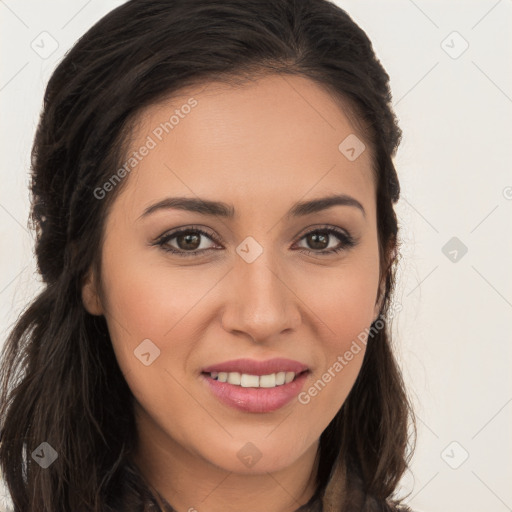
[1,1,511,511]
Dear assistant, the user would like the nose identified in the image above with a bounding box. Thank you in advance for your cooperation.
[220,251,302,343]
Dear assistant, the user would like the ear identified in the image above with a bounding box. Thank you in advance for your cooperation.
[372,244,397,322]
[81,269,104,316]
[372,278,385,323]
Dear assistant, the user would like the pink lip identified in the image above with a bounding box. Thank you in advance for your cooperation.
[201,357,309,376]
[201,371,310,413]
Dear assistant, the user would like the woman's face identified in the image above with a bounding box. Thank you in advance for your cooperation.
[83,74,382,476]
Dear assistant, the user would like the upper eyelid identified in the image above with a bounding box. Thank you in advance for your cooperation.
[157,225,221,244]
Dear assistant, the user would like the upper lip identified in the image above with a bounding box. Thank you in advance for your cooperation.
[202,358,309,376]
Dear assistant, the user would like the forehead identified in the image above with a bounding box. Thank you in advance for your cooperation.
[116,74,375,220]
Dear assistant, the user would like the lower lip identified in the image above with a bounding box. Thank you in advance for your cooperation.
[201,371,309,413]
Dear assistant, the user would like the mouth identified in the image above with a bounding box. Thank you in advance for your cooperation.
[201,357,309,378]
[200,367,311,413]
[201,369,309,388]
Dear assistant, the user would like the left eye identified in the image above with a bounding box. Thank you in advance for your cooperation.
[294,227,356,255]
[154,225,357,258]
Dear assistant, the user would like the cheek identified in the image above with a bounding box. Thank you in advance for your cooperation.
[98,242,205,387]
[294,259,379,415]
[295,317,369,432]
[99,256,205,419]
[301,250,380,341]
[100,244,209,341]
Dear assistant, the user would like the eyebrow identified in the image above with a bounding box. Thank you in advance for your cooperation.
[138,193,366,220]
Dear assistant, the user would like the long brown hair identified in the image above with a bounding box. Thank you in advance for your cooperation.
[0,0,415,510]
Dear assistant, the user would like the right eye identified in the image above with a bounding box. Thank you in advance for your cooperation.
[154,226,222,257]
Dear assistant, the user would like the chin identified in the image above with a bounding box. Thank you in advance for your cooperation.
[203,438,308,475]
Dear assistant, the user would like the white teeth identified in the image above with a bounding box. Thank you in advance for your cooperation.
[209,371,301,388]
[259,374,276,388]
[241,374,259,387]
[285,371,295,384]
[227,372,241,385]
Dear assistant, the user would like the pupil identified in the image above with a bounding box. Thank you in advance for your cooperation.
[309,232,328,250]
[179,233,200,250]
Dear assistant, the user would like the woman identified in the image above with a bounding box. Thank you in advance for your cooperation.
[0,0,416,510]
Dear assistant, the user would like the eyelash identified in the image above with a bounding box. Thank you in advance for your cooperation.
[153,224,357,258]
